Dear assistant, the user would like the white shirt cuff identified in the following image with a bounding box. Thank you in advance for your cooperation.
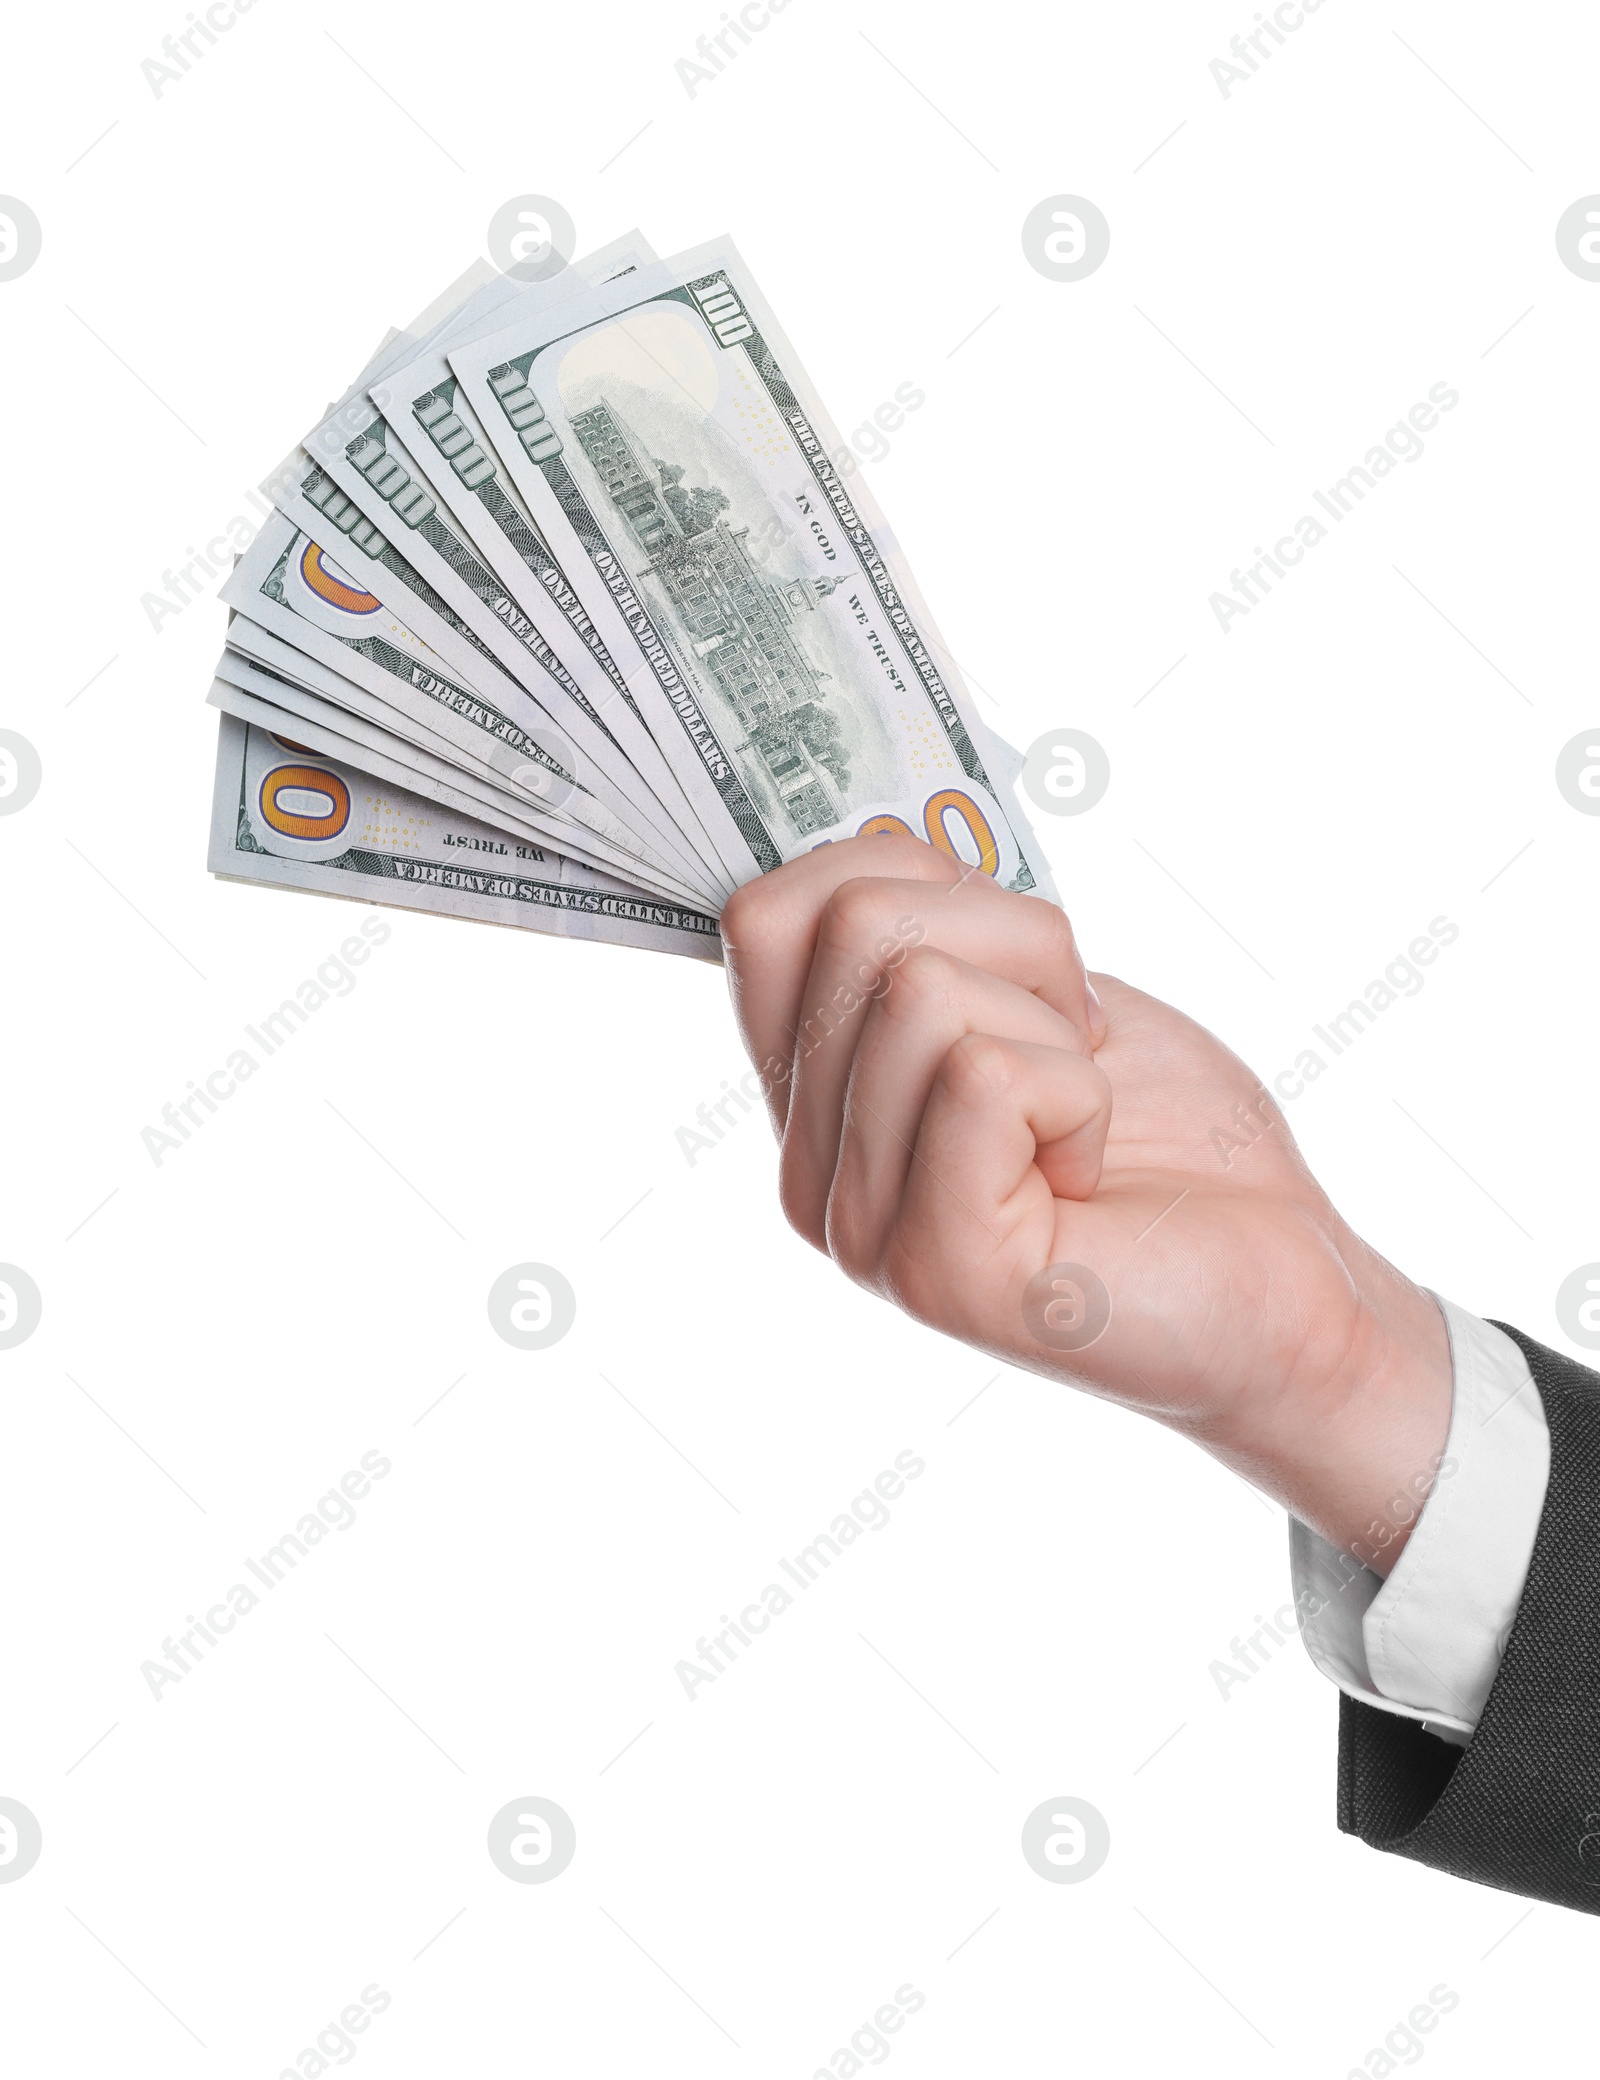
[1290,1293,1549,1744]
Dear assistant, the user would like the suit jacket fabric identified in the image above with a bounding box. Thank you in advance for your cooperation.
[1338,1327,1600,1911]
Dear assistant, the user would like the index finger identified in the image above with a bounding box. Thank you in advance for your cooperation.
[719,833,1101,1122]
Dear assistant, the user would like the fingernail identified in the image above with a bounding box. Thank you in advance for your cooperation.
[1085,980,1106,1040]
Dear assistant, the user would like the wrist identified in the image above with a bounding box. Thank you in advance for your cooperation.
[1218,1235,1455,1574]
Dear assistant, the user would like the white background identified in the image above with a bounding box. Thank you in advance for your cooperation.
[2,0,1598,2072]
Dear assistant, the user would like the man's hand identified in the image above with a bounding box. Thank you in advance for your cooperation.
[720,835,1453,1572]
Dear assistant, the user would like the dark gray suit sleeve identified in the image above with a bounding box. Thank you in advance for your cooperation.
[1337,1327,1600,1911]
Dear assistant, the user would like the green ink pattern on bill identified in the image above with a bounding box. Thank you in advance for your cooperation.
[448,239,1044,893]
[202,231,1050,951]
[208,714,722,962]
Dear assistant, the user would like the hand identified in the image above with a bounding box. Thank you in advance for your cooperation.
[720,835,1453,1571]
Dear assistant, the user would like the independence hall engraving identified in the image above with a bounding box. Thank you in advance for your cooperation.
[570,401,850,839]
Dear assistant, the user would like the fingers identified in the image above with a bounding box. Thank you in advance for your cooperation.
[789,945,1086,1254]
[904,1034,1112,1229]
[782,873,1106,1189]
[720,835,964,1118]
[719,833,1104,1138]
[864,1032,1112,1324]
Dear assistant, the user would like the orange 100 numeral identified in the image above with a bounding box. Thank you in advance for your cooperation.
[856,790,999,877]
[259,764,351,841]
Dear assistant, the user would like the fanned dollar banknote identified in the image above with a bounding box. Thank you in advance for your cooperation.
[206,233,1049,958]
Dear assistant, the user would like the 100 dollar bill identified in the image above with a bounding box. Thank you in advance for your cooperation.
[208,714,721,962]
[447,239,1047,893]
[219,514,710,904]
[281,237,729,903]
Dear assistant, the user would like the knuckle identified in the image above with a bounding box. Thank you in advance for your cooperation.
[776,1173,828,1255]
[823,1191,877,1287]
[880,1232,945,1326]
[820,875,893,949]
[817,878,934,995]
[849,831,954,880]
[775,1140,829,1255]
[1034,898,1081,968]
[883,943,959,1017]
[718,875,777,951]
[937,1030,1017,1105]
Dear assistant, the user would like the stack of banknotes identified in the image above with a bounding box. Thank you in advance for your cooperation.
[206,232,1051,960]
